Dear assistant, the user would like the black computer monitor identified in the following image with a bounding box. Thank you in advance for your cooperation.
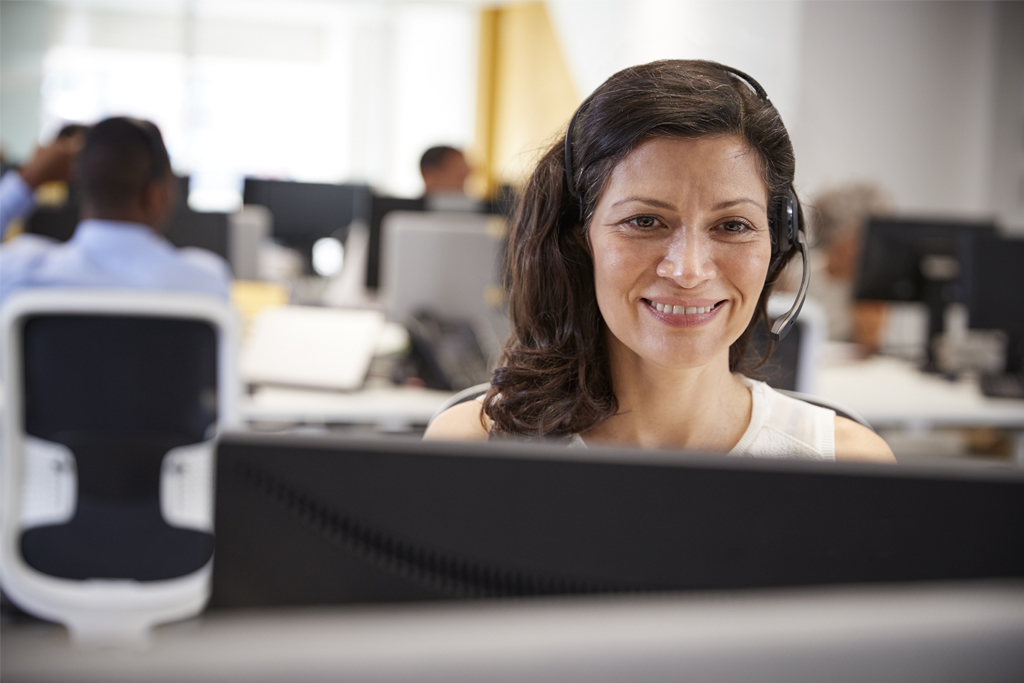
[364,195,427,290]
[210,433,1024,609]
[966,234,1024,377]
[163,209,230,262]
[854,217,996,372]
[243,178,371,272]
[24,196,80,242]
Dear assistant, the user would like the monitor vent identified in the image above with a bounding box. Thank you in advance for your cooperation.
[236,464,632,598]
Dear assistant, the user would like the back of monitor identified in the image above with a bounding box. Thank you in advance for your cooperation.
[379,211,509,363]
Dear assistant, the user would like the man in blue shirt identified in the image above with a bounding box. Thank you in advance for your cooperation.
[0,117,230,306]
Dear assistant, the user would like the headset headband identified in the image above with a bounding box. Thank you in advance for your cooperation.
[564,63,772,204]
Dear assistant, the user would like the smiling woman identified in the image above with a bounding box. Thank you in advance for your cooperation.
[425,59,893,463]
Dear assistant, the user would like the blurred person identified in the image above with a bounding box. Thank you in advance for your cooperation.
[804,184,892,353]
[420,145,471,197]
[0,117,230,307]
[426,59,893,463]
[0,124,88,240]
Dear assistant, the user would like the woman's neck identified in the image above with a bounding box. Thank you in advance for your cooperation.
[582,337,752,452]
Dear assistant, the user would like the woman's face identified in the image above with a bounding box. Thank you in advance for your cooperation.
[589,135,772,371]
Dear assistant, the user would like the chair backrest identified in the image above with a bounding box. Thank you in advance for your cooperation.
[428,382,491,426]
[0,289,238,644]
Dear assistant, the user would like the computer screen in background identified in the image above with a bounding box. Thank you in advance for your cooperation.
[966,234,1024,397]
[24,194,79,243]
[210,433,1024,609]
[163,209,230,262]
[242,178,371,274]
[364,195,426,291]
[855,218,996,372]
[363,190,517,292]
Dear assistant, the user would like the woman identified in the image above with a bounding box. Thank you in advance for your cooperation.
[426,60,893,462]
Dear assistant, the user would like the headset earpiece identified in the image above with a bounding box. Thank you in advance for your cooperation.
[770,188,798,258]
[769,187,809,342]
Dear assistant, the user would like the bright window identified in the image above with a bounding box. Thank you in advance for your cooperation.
[39,1,477,210]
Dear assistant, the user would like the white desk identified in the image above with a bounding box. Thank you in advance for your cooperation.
[818,356,1024,463]
[4,582,1023,682]
[818,356,1024,429]
[241,385,454,429]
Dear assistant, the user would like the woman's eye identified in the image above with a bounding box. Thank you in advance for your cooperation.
[719,220,751,234]
[630,215,658,229]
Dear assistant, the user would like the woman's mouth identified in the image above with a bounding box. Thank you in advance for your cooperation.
[640,298,727,327]
[642,299,725,316]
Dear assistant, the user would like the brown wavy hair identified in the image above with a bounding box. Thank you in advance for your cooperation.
[485,59,802,438]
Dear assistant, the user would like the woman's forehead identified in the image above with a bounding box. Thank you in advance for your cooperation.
[600,135,768,209]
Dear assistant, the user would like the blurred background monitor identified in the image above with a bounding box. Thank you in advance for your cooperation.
[854,217,996,372]
[163,209,230,262]
[243,178,371,273]
[364,190,516,292]
[966,234,1024,396]
[210,433,1024,609]
[364,195,426,291]
[23,190,80,243]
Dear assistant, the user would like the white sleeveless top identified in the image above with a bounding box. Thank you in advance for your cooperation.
[565,376,836,460]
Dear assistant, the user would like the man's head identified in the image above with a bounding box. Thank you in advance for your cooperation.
[419,146,470,196]
[76,117,177,230]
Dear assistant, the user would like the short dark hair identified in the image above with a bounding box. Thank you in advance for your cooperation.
[420,145,462,172]
[485,59,803,438]
[76,117,171,212]
[56,122,90,139]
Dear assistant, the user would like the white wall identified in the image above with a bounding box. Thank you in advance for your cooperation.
[793,1,998,222]
[548,0,803,134]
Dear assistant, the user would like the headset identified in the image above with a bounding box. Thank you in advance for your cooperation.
[563,64,809,342]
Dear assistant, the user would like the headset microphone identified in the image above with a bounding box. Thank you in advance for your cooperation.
[769,216,809,342]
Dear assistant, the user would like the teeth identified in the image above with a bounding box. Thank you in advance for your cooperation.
[648,301,717,315]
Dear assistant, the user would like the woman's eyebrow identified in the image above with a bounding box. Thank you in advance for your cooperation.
[610,196,677,210]
[711,197,766,212]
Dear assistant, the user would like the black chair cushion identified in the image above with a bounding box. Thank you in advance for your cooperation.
[20,315,218,581]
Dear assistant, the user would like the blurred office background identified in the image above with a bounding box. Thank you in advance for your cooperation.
[2,0,1023,461]
[2,0,1022,229]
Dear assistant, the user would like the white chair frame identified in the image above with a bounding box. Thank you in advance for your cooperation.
[0,289,239,645]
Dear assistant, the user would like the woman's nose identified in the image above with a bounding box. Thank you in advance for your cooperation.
[655,234,716,287]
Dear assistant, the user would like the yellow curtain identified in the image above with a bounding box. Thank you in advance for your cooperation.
[471,2,579,198]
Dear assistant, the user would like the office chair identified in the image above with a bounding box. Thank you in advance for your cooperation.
[0,289,239,644]
[429,383,873,433]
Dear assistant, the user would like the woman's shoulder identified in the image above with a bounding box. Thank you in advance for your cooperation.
[422,399,491,441]
[833,416,896,463]
[741,377,894,462]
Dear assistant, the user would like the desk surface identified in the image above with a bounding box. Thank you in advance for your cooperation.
[241,385,454,427]
[4,582,1023,683]
[818,356,1024,428]
[240,357,1024,432]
